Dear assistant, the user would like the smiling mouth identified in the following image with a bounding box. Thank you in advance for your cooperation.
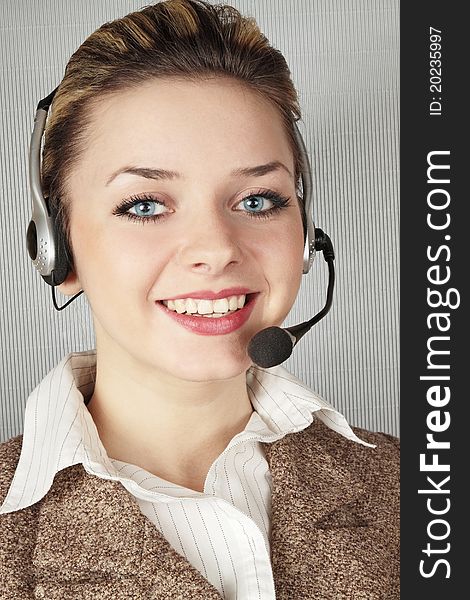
[158,293,256,318]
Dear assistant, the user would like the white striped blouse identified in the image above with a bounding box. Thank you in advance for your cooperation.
[0,351,367,599]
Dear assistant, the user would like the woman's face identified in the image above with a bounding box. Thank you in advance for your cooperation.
[64,77,305,381]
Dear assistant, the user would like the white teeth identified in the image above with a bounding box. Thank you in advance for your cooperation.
[174,299,186,314]
[162,294,248,315]
[213,298,229,313]
[185,298,198,314]
[197,299,213,315]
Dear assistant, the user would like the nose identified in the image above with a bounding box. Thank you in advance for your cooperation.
[175,209,244,275]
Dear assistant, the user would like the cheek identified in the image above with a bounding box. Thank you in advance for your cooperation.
[274,210,305,269]
[69,213,168,297]
[255,214,305,306]
[277,236,304,302]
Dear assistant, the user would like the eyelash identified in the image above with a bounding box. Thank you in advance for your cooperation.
[112,195,169,224]
[112,189,292,224]
[240,190,292,220]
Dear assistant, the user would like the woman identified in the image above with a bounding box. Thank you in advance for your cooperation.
[0,1,399,598]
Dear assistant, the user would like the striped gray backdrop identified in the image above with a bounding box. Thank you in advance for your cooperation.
[0,0,399,441]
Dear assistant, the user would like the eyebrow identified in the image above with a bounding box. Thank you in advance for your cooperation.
[105,160,292,185]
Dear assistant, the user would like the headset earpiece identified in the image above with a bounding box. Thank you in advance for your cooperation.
[293,122,316,274]
[46,202,73,286]
[26,194,72,287]
[302,224,316,274]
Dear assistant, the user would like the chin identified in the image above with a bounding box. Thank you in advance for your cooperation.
[163,348,253,383]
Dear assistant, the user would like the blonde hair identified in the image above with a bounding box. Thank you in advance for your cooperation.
[42,0,303,250]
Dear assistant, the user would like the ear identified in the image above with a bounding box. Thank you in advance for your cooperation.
[57,269,82,296]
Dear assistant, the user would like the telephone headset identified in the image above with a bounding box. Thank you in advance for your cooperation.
[27,87,335,367]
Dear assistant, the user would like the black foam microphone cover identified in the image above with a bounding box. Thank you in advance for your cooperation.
[247,326,294,368]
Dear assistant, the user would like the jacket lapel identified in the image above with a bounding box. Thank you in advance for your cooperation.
[32,464,222,599]
[265,421,396,599]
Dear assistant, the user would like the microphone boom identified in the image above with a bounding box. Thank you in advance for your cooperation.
[247,230,335,368]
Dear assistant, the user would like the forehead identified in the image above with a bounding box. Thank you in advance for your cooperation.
[75,77,294,183]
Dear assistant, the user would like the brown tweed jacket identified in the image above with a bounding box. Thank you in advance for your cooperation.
[0,420,399,599]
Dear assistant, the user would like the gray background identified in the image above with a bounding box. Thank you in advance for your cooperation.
[0,0,399,441]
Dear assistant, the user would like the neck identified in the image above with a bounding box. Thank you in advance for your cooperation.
[86,344,254,491]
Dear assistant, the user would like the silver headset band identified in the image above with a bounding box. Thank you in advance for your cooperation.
[29,100,56,277]
[292,121,316,273]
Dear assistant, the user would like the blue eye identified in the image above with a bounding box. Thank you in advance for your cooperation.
[241,196,272,213]
[129,200,160,217]
[113,195,169,223]
[236,191,291,219]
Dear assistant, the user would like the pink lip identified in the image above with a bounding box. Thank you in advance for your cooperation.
[157,293,258,336]
[161,287,253,301]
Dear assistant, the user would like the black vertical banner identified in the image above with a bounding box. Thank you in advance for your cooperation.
[401,3,466,597]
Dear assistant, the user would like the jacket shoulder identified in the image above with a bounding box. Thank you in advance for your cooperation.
[268,418,400,507]
[0,435,39,596]
[0,435,23,503]
[303,419,399,482]
[296,420,400,521]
